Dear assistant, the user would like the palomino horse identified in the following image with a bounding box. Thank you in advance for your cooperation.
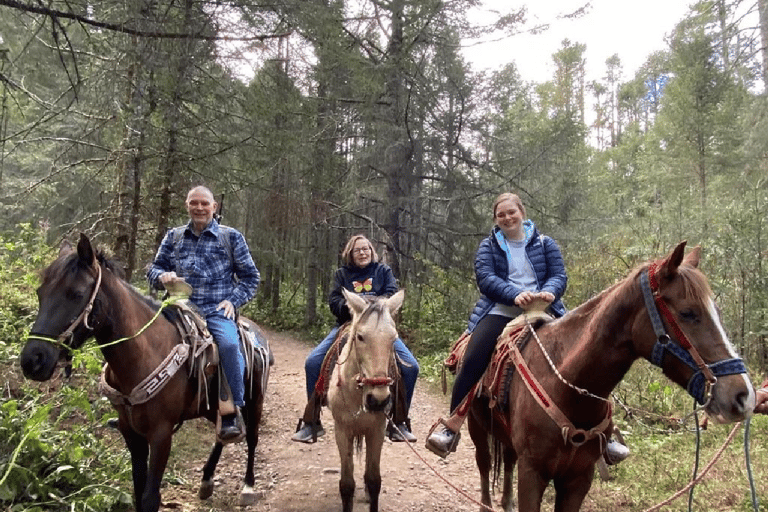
[327,288,405,512]
[19,234,270,512]
[467,241,755,512]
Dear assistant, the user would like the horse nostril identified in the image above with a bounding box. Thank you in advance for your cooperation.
[365,393,391,412]
[736,390,752,413]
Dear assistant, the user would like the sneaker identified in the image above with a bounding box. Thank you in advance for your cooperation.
[387,421,417,442]
[291,421,325,443]
[604,438,630,465]
[425,425,460,458]
[219,413,243,442]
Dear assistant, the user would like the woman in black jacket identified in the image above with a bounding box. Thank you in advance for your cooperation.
[291,234,420,443]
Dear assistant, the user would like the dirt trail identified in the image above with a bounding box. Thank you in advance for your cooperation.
[160,329,484,512]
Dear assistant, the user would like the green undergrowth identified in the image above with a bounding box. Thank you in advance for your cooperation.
[0,225,133,511]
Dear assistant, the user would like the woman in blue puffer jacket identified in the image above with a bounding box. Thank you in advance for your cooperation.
[426,192,567,457]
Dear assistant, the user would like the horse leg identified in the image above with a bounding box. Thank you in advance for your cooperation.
[467,412,493,512]
[335,428,356,512]
[199,442,223,500]
[141,427,175,512]
[122,428,149,512]
[516,461,548,512]
[363,427,385,512]
[501,448,518,512]
[552,470,594,512]
[239,391,264,506]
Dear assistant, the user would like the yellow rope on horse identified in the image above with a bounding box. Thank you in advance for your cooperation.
[25,295,179,352]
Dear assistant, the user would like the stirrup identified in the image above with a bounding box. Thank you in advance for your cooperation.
[425,419,460,458]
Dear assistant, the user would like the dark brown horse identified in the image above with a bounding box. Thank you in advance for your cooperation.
[467,242,755,512]
[19,234,270,512]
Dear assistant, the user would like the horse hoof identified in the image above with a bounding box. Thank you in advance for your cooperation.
[239,485,259,506]
[199,480,214,500]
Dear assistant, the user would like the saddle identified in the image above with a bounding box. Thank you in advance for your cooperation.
[171,300,270,414]
[443,309,553,412]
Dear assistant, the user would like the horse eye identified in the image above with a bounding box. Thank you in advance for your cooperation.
[356,333,365,342]
[679,309,698,323]
[66,290,84,301]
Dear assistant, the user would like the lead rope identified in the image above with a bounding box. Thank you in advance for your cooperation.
[641,421,741,512]
[385,418,501,512]
[688,401,701,512]
[745,416,760,512]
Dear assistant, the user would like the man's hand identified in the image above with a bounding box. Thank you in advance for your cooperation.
[159,271,180,285]
[755,379,768,414]
[217,300,235,320]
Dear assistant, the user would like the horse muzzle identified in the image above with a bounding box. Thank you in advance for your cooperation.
[20,338,61,381]
[364,388,391,413]
[705,373,755,423]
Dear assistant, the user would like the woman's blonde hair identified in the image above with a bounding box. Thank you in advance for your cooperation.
[492,192,526,219]
[341,234,379,267]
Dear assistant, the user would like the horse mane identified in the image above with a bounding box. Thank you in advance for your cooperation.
[566,255,713,322]
[45,244,178,323]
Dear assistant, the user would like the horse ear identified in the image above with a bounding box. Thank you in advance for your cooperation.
[76,233,97,267]
[58,239,74,257]
[684,246,701,268]
[387,290,405,316]
[342,288,368,316]
[659,241,687,276]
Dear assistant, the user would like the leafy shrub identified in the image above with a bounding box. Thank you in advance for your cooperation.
[0,224,134,511]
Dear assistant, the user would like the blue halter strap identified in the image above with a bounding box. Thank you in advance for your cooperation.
[640,269,747,405]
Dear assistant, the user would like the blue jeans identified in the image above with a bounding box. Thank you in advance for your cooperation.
[206,312,245,408]
[305,326,420,414]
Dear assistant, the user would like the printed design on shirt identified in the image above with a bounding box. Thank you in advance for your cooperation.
[353,278,373,293]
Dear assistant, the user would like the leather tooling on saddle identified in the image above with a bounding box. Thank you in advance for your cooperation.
[99,300,268,411]
[443,311,552,411]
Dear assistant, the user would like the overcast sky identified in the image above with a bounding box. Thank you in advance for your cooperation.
[462,0,695,84]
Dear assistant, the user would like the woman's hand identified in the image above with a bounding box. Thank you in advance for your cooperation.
[514,291,554,308]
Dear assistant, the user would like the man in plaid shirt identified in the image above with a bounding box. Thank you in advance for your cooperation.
[147,185,260,440]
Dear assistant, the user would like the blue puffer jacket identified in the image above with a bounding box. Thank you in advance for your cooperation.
[466,220,567,332]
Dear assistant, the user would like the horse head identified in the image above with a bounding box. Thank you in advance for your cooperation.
[20,234,103,381]
[342,288,405,413]
[636,241,754,423]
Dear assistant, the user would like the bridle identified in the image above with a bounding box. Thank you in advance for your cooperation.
[349,333,395,389]
[28,262,103,350]
[641,262,747,404]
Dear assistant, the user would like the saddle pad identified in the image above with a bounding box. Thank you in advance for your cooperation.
[443,311,552,410]
[314,323,351,398]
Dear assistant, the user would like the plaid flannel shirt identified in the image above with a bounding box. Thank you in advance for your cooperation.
[147,219,260,316]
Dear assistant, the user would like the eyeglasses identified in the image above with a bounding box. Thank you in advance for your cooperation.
[352,247,371,254]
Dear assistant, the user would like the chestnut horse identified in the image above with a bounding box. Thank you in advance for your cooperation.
[19,234,271,512]
[467,242,755,512]
[327,288,405,512]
